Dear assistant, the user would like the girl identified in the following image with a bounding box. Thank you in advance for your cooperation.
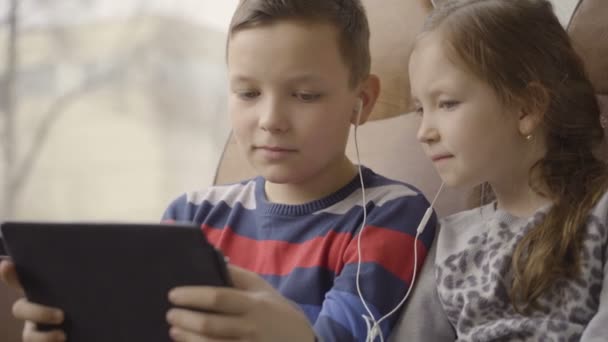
[394,0,608,340]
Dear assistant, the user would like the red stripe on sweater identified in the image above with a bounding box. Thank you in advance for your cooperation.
[201,224,426,283]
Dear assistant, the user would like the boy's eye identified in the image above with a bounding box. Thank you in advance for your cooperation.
[237,90,261,100]
[294,92,321,102]
[439,100,459,110]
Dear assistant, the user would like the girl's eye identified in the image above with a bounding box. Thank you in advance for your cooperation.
[414,106,424,115]
[294,93,321,102]
[237,90,260,100]
[439,100,460,110]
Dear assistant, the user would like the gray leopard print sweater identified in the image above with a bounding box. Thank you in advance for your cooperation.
[390,191,608,342]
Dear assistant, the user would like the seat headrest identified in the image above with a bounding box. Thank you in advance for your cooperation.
[363,0,433,121]
[568,0,608,97]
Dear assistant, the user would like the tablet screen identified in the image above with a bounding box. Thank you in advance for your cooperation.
[1,222,231,342]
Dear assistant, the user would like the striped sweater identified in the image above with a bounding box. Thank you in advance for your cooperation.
[162,166,436,341]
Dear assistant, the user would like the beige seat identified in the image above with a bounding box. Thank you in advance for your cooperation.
[568,0,608,157]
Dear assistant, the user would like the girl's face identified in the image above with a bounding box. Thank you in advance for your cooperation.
[409,32,533,189]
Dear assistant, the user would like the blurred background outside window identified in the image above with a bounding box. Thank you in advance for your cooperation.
[0,0,239,222]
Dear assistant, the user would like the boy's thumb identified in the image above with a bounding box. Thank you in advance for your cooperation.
[0,260,24,294]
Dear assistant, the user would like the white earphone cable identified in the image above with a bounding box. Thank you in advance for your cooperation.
[353,105,444,342]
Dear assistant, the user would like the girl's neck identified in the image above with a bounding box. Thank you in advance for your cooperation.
[491,178,552,218]
[491,133,551,218]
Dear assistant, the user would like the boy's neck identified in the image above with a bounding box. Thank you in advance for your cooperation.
[264,158,358,205]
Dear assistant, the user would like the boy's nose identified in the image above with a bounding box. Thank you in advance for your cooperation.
[259,100,289,133]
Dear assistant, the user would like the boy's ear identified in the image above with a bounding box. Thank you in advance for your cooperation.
[518,82,549,136]
[351,74,381,126]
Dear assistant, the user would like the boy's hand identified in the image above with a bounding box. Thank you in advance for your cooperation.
[167,265,316,342]
[0,260,67,342]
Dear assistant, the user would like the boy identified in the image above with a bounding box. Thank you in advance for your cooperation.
[0,1,436,341]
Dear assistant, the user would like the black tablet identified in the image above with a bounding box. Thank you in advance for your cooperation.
[0,236,7,258]
[0,222,231,342]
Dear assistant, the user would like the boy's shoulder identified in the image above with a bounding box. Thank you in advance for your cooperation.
[364,168,433,214]
[163,177,260,221]
[183,177,259,207]
[361,166,427,199]
[319,166,431,220]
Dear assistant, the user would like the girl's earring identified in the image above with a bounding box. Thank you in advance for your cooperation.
[525,134,533,141]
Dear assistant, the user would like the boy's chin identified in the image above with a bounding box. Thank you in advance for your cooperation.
[256,167,301,184]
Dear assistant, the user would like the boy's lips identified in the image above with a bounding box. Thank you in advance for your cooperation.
[430,153,454,162]
[254,145,298,160]
[255,145,298,152]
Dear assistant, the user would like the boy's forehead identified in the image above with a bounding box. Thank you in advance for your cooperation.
[227,20,351,83]
[229,71,334,88]
[228,18,341,49]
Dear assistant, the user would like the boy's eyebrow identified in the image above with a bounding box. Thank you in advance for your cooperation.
[229,74,324,83]
[284,73,325,83]
[230,75,256,83]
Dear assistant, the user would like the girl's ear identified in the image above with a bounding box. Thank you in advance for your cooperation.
[518,82,549,136]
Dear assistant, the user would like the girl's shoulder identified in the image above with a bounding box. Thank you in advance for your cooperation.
[585,189,608,245]
[590,188,608,223]
[436,203,495,258]
[439,202,495,231]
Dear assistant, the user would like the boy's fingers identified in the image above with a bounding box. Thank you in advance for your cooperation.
[227,264,273,292]
[169,287,253,314]
[167,309,254,338]
[13,298,64,325]
[0,260,24,293]
[168,327,205,342]
[169,326,240,342]
[23,322,66,342]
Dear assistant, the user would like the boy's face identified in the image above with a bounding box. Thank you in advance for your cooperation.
[227,20,360,186]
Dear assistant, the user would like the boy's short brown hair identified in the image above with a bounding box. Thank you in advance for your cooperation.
[228,0,371,87]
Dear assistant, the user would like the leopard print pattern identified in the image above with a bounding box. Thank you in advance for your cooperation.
[436,211,606,342]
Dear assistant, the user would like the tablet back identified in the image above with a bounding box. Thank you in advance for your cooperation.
[1,222,230,342]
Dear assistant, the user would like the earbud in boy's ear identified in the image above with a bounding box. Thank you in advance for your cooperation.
[353,98,364,126]
[355,98,363,114]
